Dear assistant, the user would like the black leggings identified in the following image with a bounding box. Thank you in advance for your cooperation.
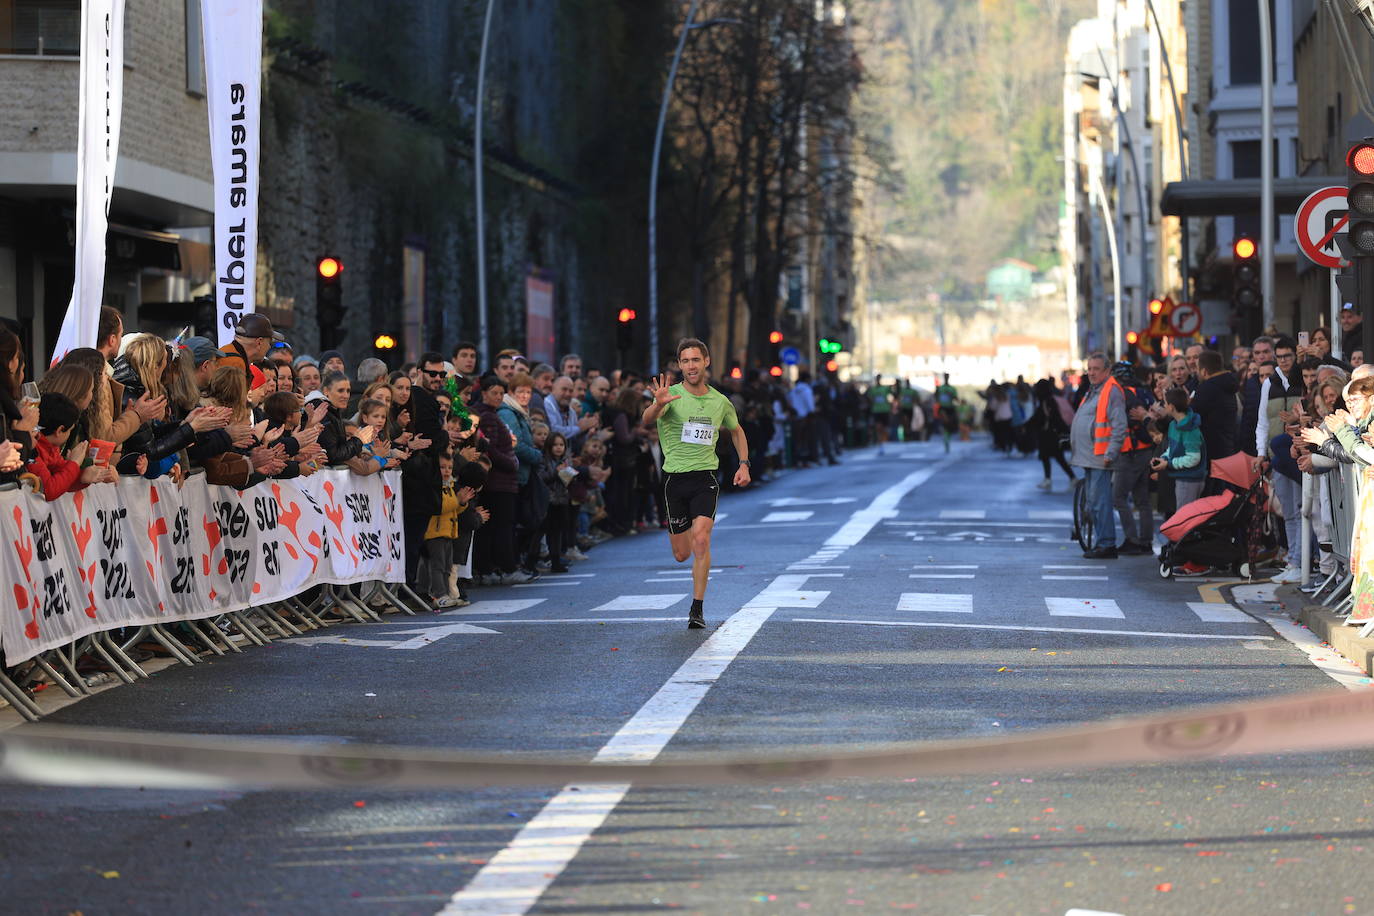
[476,490,517,575]
[544,503,570,566]
[1040,451,1075,480]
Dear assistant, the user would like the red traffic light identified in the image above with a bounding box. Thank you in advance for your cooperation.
[768,366,783,377]
[729,367,742,379]
[1233,237,1257,260]
[1349,143,1374,176]
[318,257,342,279]
[825,359,838,372]
[1149,298,1164,315]
[617,308,637,323]
[768,330,784,344]
[1126,330,1140,345]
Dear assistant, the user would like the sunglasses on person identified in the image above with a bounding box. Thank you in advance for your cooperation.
[422,368,446,378]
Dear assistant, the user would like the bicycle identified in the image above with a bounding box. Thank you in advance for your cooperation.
[1071,476,1096,553]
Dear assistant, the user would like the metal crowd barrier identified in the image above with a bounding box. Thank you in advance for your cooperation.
[1303,460,1361,623]
[0,466,423,722]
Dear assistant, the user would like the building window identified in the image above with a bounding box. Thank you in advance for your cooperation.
[0,0,80,55]
[1227,0,1275,86]
[184,0,204,96]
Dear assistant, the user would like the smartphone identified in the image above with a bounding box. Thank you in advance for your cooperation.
[1298,331,1310,348]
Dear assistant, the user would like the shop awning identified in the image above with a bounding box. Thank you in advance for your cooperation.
[1159,177,1344,216]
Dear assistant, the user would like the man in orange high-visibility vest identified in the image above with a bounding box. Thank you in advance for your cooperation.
[1068,352,1126,559]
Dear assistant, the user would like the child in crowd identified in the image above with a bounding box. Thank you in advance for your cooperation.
[26,392,115,500]
[1151,386,1206,507]
[422,453,474,609]
[538,432,576,572]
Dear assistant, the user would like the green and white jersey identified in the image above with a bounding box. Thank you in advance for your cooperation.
[656,383,739,473]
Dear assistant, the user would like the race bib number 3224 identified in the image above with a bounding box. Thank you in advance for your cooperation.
[681,418,715,444]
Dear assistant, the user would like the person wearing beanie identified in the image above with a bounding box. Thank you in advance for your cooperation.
[319,350,345,376]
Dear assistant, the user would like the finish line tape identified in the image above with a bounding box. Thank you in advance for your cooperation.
[4,687,1374,790]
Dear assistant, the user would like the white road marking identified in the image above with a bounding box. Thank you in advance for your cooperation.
[909,573,976,579]
[385,624,501,649]
[454,618,683,625]
[767,497,856,506]
[1029,510,1075,520]
[789,618,1275,640]
[1042,575,1109,581]
[898,593,973,614]
[435,599,545,618]
[885,520,1062,529]
[714,521,832,530]
[1249,609,1371,689]
[915,564,979,569]
[512,580,583,588]
[439,575,831,916]
[939,509,986,519]
[1186,601,1253,623]
[826,456,959,548]
[443,464,961,914]
[763,511,815,523]
[787,565,851,570]
[540,573,597,579]
[288,636,399,648]
[1046,597,1124,619]
[1232,582,1280,604]
[645,578,694,583]
[590,595,688,612]
[1043,565,1105,570]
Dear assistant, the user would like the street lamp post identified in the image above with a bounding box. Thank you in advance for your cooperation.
[474,0,496,369]
[647,0,702,377]
[1259,0,1276,331]
[1143,0,1190,300]
[647,5,739,376]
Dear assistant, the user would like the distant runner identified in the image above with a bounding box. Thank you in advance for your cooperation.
[644,338,751,629]
[934,373,959,453]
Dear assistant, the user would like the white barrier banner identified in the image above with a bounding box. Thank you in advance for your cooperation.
[201,0,263,344]
[0,470,403,665]
[49,0,126,364]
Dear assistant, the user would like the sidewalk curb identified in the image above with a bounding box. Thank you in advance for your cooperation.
[1265,582,1374,678]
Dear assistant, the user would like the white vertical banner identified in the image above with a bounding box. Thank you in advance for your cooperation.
[201,0,263,345]
[49,0,126,365]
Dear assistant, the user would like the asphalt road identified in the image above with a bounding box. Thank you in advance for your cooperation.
[1,437,1367,916]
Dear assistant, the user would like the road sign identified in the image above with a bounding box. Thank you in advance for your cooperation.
[1169,302,1202,336]
[780,346,801,366]
[1295,186,1349,269]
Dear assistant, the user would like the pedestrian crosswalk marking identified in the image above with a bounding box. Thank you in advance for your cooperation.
[939,509,987,519]
[791,618,1274,641]
[909,573,976,579]
[592,595,689,611]
[435,599,545,617]
[1186,601,1253,623]
[915,564,978,569]
[513,579,584,588]
[1046,597,1124,618]
[898,593,973,613]
[1042,575,1109,581]
[1029,510,1075,520]
[542,573,597,579]
[763,510,815,523]
[1044,565,1105,570]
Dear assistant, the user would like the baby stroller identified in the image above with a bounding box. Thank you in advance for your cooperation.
[1157,452,1273,579]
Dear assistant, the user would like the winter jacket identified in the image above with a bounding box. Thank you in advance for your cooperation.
[115,418,196,478]
[498,398,541,486]
[424,483,465,540]
[537,454,572,506]
[26,437,85,501]
[318,403,363,466]
[0,389,34,485]
[1163,409,1206,480]
[1068,379,1125,469]
[1192,371,1240,461]
[1239,373,1265,457]
[475,401,519,494]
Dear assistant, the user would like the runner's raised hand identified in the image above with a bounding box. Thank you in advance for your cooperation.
[649,374,681,406]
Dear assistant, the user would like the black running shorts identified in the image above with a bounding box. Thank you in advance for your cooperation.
[663,470,719,535]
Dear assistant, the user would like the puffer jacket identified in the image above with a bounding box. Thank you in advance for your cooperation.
[1163,409,1206,480]
[318,403,364,466]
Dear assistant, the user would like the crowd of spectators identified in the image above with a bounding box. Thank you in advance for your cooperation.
[1053,306,1367,583]
[0,309,882,622]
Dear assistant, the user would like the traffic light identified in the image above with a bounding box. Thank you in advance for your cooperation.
[1346,140,1374,360]
[769,329,783,373]
[317,256,344,349]
[616,307,637,354]
[1231,237,1259,313]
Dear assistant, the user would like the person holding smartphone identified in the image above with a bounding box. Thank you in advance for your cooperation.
[0,329,37,482]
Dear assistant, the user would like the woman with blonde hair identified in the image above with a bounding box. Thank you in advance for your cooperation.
[113,334,227,477]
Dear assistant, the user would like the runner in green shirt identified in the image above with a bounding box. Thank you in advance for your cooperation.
[869,380,893,450]
[644,337,751,629]
[933,373,960,453]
